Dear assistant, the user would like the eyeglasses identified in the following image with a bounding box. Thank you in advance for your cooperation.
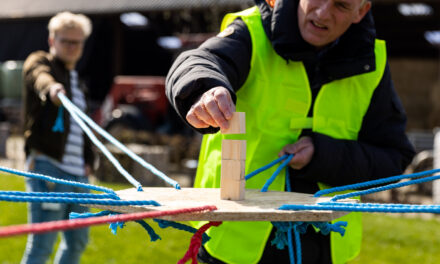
[56,37,84,46]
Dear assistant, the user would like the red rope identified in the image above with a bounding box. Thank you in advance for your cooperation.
[178,221,222,264]
[0,205,217,238]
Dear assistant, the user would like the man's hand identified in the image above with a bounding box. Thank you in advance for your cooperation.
[279,136,314,170]
[85,165,92,177]
[49,83,66,106]
[186,86,235,130]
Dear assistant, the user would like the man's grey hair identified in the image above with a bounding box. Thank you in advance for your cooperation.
[48,12,92,39]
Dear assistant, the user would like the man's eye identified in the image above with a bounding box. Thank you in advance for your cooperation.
[336,2,350,10]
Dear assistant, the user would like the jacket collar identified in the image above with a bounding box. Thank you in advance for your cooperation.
[255,0,377,80]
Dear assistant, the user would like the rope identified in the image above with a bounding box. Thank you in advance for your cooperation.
[0,194,160,206]
[57,93,144,191]
[279,202,440,213]
[58,93,181,190]
[271,221,347,264]
[245,154,289,180]
[52,106,64,132]
[0,166,116,195]
[178,221,222,264]
[154,219,211,244]
[314,168,440,197]
[244,154,294,192]
[261,154,294,192]
[0,191,119,200]
[330,174,440,201]
[70,210,161,241]
[0,205,217,238]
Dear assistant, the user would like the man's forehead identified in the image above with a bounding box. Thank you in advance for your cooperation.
[56,28,85,38]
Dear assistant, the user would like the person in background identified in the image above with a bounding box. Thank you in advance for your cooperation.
[21,11,93,264]
[166,0,415,263]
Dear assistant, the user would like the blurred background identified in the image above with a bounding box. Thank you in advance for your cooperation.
[1,0,440,263]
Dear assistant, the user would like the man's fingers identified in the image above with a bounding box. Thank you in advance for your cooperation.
[186,86,236,130]
[279,137,314,170]
[186,109,210,128]
[189,103,218,127]
[214,88,235,120]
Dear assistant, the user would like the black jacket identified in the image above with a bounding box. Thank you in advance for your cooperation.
[166,0,415,191]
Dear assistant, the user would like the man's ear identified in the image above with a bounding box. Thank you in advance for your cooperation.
[353,1,372,24]
[48,37,54,48]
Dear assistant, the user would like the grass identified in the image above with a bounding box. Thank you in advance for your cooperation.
[0,173,192,264]
[1,172,440,263]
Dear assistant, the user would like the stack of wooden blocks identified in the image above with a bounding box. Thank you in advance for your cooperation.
[220,112,246,200]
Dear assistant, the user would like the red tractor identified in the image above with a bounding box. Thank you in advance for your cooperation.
[94,75,172,137]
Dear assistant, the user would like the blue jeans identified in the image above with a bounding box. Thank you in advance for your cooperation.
[21,159,89,264]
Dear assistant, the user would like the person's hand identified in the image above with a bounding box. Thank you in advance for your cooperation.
[85,165,92,177]
[49,83,66,106]
[278,136,314,170]
[186,86,235,130]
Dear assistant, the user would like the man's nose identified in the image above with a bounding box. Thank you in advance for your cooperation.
[315,2,331,21]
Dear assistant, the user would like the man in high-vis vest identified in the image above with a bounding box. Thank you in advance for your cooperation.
[166,0,415,263]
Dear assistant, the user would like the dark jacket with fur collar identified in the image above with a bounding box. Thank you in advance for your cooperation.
[166,0,415,190]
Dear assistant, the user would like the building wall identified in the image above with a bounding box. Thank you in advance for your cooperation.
[389,58,439,131]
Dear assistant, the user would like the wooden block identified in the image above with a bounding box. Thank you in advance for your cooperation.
[220,178,245,200]
[221,112,246,134]
[221,159,245,181]
[222,140,246,160]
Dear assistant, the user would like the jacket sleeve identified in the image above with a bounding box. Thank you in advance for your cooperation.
[23,51,58,102]
[296,64,416,186]
[165,19,252,134]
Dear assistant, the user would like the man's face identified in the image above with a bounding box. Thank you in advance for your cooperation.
[49,28,85,66]
[297,0,371,48]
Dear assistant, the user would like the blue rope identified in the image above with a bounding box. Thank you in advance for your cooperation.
[57,93,144,192]
[70,210,114,219]
[0,194,160,206]
[58,93,181,190]
[314,168,440,197]
[0,191,119,200]
[279,203,440,213]
[285,164,291,192]
[109,221,125,234]
[261,154,294,192]
[70,210,161,241]
[52,106,64,132]
[271,221,347,264]
[154,219,211,244]
[245,155,289,180]
[287,227,295,264]
[293,224,301,264]
[135,220,161,242]
[330,174,440,201]
[0,165,116,195]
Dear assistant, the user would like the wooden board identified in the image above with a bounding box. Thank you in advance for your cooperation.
[89,188,354,222]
